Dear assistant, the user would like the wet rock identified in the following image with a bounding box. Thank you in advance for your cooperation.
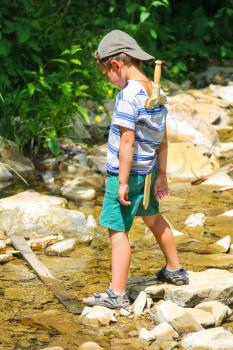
[27,234,64,251]
[79,342,104,350]
[181,327,233,349]
[145,268,233,307]
[151,321,178,339]
[38,157,58,171]
[184,213,205,227]
[167,142,219,180]
[139,327,155,341]
[170,311,203,334]
[61,180,96,201]
[110,338,149,349]
[0,253,14,264]
[87,156,106,174]
[45,238,77,256]
[0,164,12,181]
[133,291,147,316]
[195,300,232,326]
[81,305,116,326]
[201,171,233,187]
[215,235,231,253]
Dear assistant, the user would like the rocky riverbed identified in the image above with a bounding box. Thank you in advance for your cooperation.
[0,83,233,349]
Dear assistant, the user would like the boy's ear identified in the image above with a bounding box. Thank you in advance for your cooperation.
[110,59,121,70]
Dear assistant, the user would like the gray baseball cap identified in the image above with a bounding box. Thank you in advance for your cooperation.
[97,30,154,61]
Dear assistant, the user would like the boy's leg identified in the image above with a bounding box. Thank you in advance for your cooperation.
[83,229,131,304]
[109,229,131,294]
[142,213,180,270]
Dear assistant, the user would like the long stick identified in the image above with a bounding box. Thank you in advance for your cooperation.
[7,234,83,314]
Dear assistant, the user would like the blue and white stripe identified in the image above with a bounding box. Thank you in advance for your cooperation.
[106,80,168,175]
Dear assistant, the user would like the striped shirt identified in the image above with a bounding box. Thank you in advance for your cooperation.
[106,80,168,175]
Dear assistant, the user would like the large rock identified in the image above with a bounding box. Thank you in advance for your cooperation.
[150,321,178,339]
[166,94,219,150]
[145,269,233,307]
[0,138,34,173]
[167,142,219,180]
[210,84,233,104]
[170,311,203,333]
[0,191,91,241]
[61,179,96,201]
[181,327,233,349]
[155,300,214,328]
[201,171,233,187]
[195,301,232,327]
[0,190,67,210]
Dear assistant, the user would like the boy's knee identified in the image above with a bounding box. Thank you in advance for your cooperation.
[142,213,161,228]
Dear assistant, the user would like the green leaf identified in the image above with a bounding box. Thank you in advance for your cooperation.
[70,59,81,65]
[140,12,150,23]
[16,26,31,44]
[76,104,90,123]
[27,83,35,96]
[50,58,69,64]
[150,29,157,39]
[70,45,82,55]
[60,82,73,95]
[48,139,60,156]
[61,49,71,55]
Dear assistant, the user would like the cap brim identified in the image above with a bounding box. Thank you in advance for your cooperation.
[127,49,155,61]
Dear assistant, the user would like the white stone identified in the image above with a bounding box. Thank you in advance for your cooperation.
[42,171,55,184]
[219,209,233,217]
[133,291,147,316]
[171,228,183,237]
[45,238,77,256]
[195,300,232,326]
[216,142,233,153]
[61,180,96,201]
[215,235,231,253]
[139,328,155,341]
[0,191,66,211]
[145,268,233,307]
[146,297,153,309]
[182,327,233,349]
[78,342,104,350]
[86,215,97,229]
[0,164,12,181]
[210,85,233,104]
[184,213,205,227]
[82,305,116,326]
[201,171,233,187]
[170,311,203,333]
[119,308,130,317]
[151,321,178,339]
[0,253,14,264]
[27,234,64,251]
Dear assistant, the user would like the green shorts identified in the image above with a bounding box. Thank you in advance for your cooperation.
[99,167,159,232]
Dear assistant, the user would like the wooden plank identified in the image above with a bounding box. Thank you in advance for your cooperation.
[7,234,83,314]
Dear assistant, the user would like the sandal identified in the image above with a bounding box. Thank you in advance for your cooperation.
[83,288,130,309]
[156,267,189,285]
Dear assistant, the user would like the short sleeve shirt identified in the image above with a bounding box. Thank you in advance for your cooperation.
[106,80,168,175]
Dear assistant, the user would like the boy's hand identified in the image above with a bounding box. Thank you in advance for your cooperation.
[154,173,169,200]
[118,183,131,206]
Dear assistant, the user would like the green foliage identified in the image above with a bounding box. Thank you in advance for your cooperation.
[0,0,232,155]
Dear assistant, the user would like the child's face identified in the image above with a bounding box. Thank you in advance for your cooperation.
[100,60,127,88]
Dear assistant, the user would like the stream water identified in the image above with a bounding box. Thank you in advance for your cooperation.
[1,129,233,349]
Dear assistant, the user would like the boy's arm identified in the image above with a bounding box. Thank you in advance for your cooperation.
[118,127,135,205]
[157,126,167,176]
[154,127,169,200]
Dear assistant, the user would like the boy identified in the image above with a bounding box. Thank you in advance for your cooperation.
[83,30,188,309]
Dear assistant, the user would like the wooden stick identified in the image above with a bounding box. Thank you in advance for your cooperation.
[7,234,83,314]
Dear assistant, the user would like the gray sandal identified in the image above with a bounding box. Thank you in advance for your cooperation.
[83,288,130,309]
